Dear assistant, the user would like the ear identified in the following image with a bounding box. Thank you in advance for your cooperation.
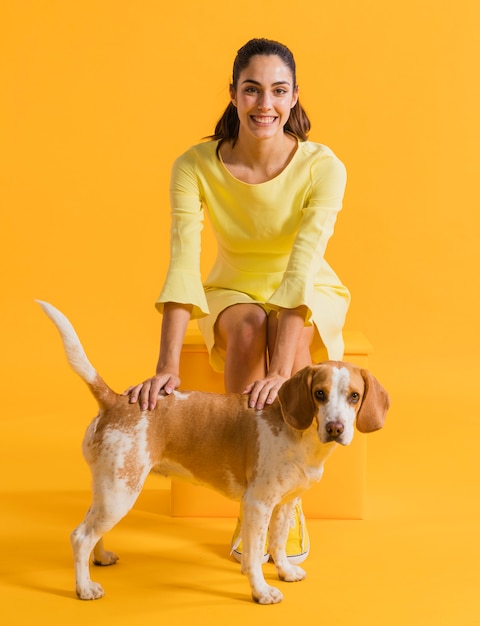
[356,370,390,433]
[277,366,316,430]
[291,85,299,108]
[229,83,237,107]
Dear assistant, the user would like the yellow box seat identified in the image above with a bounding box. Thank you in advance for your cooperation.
[172,326,373,519]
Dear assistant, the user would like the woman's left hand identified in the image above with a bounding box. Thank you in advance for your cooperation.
[243,374,288,410]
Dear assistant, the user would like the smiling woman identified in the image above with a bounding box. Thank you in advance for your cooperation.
[124,37,350,569]
[221,55,300,182]
[210,38,310,152]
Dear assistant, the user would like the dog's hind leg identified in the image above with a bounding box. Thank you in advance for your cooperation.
[71,480,144,600]
[92,537,118,566]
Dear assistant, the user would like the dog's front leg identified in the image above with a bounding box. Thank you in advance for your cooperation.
[241,497,283,604]
[269,501,307,583]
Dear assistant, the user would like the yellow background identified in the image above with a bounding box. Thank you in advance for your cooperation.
[1,1,479,624]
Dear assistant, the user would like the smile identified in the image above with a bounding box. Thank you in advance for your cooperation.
[251,116,277,125]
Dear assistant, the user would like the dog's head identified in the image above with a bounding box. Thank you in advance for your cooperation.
[277,361,390,445]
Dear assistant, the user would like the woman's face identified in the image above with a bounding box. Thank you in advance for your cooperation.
[231,54,299,143]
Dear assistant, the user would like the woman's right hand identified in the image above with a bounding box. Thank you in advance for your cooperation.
[123,372,181,411]
[125,302,190,411]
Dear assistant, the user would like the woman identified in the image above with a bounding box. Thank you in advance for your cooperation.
[126,38,350,564]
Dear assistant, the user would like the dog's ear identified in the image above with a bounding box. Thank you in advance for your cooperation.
[356,369,390,433]
[278,366,316,430]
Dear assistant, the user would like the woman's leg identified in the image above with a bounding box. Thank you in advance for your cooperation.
[266,312,314,564]
[218,305,270,564]
[215,304,268,393]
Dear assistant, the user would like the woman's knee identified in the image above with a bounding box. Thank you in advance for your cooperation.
[216,304,267,351]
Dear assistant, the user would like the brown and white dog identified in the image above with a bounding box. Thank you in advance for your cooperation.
[38,301,390,605]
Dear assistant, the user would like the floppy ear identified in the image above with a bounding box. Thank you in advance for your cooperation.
[277,366,316,430]
[356,370,390,433]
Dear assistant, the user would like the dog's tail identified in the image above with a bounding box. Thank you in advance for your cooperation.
[37,300,116,408]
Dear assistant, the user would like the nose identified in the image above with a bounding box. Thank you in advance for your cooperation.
[258,92,273,110]
[326,421,344,439]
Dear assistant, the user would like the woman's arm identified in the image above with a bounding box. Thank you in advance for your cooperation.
[268,305,309,377]
[244,305,309,409]
[126,150,206,410]
[248,154,347,409]
[124,302,192,410]
[267,153,347,315]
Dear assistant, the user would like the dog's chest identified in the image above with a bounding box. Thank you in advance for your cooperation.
[254,418,333,490]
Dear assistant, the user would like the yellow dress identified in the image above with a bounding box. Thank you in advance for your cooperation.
[156,139,350,371]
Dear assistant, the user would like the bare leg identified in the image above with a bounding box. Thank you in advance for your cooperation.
[215,304,268,392]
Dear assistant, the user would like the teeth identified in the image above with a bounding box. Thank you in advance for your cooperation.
[252,116,276,124]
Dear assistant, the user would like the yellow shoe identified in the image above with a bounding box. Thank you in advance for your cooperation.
[285,500,310,564]
[230,516,269,564]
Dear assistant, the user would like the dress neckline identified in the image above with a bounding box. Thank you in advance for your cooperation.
[217,138,301,186]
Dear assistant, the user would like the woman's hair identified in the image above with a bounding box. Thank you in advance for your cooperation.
[208,38,311,146]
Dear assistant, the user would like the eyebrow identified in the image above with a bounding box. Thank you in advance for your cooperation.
[241,79,291,86]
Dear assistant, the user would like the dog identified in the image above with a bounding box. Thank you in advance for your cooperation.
[38,301,390,604]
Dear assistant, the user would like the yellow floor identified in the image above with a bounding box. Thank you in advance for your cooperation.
[2,376,480,626]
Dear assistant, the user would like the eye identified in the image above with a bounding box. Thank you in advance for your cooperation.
[314,390,326,402]
[349,392,360,404]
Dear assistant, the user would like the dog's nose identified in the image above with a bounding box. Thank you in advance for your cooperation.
[326,421,344,438]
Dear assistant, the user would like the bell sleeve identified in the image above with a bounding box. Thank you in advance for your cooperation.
[155,150,210,319]
[266,153,347,321]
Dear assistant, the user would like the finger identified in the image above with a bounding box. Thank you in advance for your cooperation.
[125,384,143,403]
[163,376,175,395]
[242,382,254,395]
[138,382,153,410]
[248,380,265,409]
[253,380,281,410]
[255,385,272,410]
[265,386,279,405]
[122,384,138,396]
[148,378,166,410]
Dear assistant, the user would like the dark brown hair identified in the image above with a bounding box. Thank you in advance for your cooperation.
[208,38,311,146]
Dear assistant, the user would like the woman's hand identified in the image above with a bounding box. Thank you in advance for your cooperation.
[243,373,288,410]
[124,302,191,411]
[123,371,180,411]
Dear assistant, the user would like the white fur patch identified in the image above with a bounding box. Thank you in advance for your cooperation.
[329,367,351,407]
[95,415,151,494]
[254,415,305,495]
[37,300,97,384]
[323,366,357,444]
[172,390,191,401]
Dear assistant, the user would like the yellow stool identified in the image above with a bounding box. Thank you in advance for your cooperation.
[172,326,373,519]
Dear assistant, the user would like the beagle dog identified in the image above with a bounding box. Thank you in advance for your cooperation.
[38,301,390,605]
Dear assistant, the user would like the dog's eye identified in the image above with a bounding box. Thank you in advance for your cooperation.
[349,392,360,404]
[315,390,326,402]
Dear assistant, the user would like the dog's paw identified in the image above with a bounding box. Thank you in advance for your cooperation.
[252,583,284,605]
[76,581,105,600]
[93,550,119,566]
[277,563,306,582]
